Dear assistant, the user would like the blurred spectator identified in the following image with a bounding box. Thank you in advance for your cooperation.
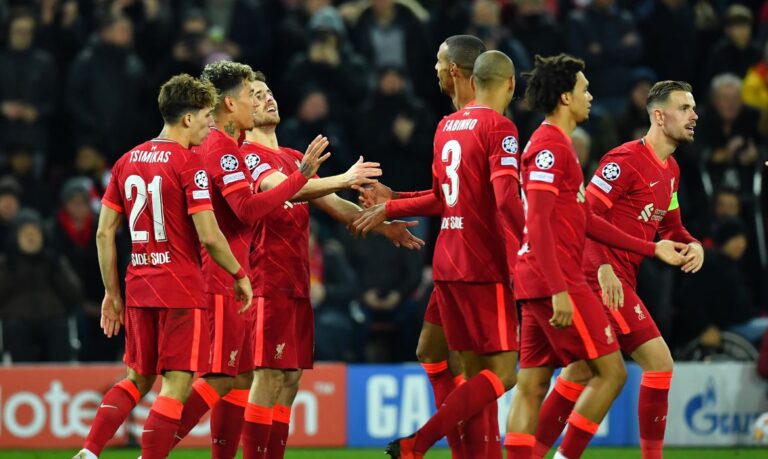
[36,0,86,70]
[466,0,531,81]
[278,89,355,177]
[343,230,423,362]
[283,7,370,121]
[153,9,208,92]
[72,143,111,204]
[66,11,149,160]
[310,222,360,362]
[637,0,696,83]
[352,0,432,100]
[742,41,768,137]
[0,9,57,152]
[713,186,742,222]
[1,143,53,215]
[565,0,643,110]
[429,0,469,44]
[509,0,563,60]
[355,66,434,191]
[269,0,333,80]
[695,73,763,192]
[571,126,594,177]
[616,68,655,143]
[704,4,761,87]
[675,218,766,347]
[0,176,21,251]
[0,209,81,362]
[48,178,120,361]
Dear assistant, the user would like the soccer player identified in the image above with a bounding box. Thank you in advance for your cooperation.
[242,72,424,459]
[355,35,502,458]
[506,55,687,459]
[385,49,525,459]
[531,80,703,459]
[167,61,336,458]
[73,74,253,459]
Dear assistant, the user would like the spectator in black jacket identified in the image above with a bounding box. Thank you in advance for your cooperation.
[704,4,761,89]
[0,9,57,153]
[0,176,21,254]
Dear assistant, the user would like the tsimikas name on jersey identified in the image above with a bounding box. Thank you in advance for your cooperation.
[131,251,172,266]
[129,149,172,163]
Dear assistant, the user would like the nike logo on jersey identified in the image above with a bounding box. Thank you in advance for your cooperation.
[650,181,660,187]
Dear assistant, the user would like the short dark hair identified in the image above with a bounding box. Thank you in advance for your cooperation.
[201,61,255,106]
[444,35,487,76]
[157,74,216,124]
[646,80,693,112]
[253,70,267,83]
[524,54,585,114]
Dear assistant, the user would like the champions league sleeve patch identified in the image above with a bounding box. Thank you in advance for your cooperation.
[194,170,209,189]
[534,150,555,170]
[220,154,239,172]
[502,136,518,154]
[601,162,621,181]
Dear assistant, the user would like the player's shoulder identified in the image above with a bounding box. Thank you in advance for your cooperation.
[279,146,304,161]
[525,124,571,156]
[601,140,642,164]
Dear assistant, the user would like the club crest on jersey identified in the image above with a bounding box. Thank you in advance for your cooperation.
[502,136,518,154]
[535,150,555,169]
[244,154,260,171]
[194,170,208,189]
[602,162,621,181]
[220,154,239,171]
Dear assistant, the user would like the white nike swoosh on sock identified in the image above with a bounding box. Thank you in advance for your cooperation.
[100,404,118,409]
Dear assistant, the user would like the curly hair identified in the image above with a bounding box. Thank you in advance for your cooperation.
[647,80,693,112]
[200,60,256,105]
[157,74,216,124]
[523,54,585,114]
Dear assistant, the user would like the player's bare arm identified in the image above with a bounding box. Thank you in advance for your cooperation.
[191,210,253,312]
[95,205,124,338]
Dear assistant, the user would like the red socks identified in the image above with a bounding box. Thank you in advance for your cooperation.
[267,403,291,459]
[557,411,599,458]
[242,403,273,459]
[422,361,464,458]
[142,395,184,459]
[84,379,141,456]
[173,379,220,446]
[413,370,505,455]
[534,377,586,457]
[639,371,672,459]
[504,433,535,458]
[211,389,249,458]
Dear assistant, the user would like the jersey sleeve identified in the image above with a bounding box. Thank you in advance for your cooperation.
[585,153,635,209]
[249,151,278,190]
[488,119,520,182]
[101,159,124,213]
[181,152,214,215]
[524,141,570,195]
[206,143,252,198]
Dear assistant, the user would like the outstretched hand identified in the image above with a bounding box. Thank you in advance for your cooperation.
[351,203,387,236]
[299,135,331,178]
[352,182,395,208]
[379,220,425,250]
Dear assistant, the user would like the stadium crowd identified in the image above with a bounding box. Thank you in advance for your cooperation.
[0,0,767,364]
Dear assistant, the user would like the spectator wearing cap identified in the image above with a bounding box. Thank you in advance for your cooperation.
[0,176,21,251]
[355,66,434,192]
[0,9,57,153]
[283,6,370,122]
[704,4,761,87]
[0,208,82,362]
[48,178,122,361]
[675,218,766,347]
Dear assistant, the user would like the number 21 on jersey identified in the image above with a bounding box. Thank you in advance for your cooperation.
[125,175,167,243]
[441,140,461,207]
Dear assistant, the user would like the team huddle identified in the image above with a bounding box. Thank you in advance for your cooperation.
[73,34,703,459]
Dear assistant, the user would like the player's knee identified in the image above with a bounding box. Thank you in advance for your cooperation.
[561,362,592,386]
[498,368,517,391]
[127,372,155,397]
[515,374,548,400]
[282,370,301,390]
[603,362,628,387]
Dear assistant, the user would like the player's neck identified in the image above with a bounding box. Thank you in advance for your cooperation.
[214,116,241,142]
[475,91,507,114]
[545,111,577,136]
[452,78,475,110]
[157,125,190,148]
[645,127,677,161]
[245,125,279,150]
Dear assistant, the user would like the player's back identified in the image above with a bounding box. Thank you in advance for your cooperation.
[245,142,311,299]
[103,138,210,308]
[515,122,588,299]
[584,138,680,287]
[432,104,514,283]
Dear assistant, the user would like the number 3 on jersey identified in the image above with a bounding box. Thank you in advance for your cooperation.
[125,175,167,243]
[441,140,461,207]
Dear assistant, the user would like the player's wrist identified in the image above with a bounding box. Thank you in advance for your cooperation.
[232,267,246,280]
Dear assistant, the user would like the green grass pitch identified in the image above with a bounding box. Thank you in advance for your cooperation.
[6,448,767,458]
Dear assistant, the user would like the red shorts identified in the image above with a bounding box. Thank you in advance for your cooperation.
[206,294,254,376]
[519,284,620,369]
[252,296,314,370]
[598,282,661,355]
[434,281,518,354]
[423,290,442,326]
[124,307,210,376]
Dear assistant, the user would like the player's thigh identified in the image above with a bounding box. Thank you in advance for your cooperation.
[207,293,252,376]
[630,336,674,372]
[124,307,160,377]
[157,307,209,374]
[253,296,313,370]
[416,320,450,363]
[559,360,593,386]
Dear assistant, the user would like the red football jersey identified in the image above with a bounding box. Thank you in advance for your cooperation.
[515,122,589,299]
[431,103,520,282]
[102,138,212,308]
[196,128,255,296]
[245,142,311,298]
[583,138,681,289]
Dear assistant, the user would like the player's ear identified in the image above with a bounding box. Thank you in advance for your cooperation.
[560,90,572,106]
[449,62,458,78]
[470,75,477,93]
[509,75,516,94]
[182,112,193,128]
